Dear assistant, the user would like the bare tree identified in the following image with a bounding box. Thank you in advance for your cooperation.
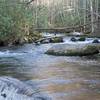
[27,0,35,5]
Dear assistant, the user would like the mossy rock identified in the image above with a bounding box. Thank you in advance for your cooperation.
[78,37,86,41]
[46,44,99,56]
[50,37,63,43]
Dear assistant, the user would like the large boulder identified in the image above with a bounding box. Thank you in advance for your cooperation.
[46,44,99,56]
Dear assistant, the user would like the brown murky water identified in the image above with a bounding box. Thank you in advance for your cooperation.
[0,43,100,100]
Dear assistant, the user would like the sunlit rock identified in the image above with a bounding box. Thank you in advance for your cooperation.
[46,44,99,56]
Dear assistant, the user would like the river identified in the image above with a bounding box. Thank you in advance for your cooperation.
[0,36,100,100]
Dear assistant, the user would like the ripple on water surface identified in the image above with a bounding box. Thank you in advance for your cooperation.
[0,41,99,100]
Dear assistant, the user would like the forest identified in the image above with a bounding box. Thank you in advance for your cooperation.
[0,0,100,46]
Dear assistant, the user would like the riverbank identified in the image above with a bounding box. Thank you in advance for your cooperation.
[0,31,100,47]
[0,31,42,47]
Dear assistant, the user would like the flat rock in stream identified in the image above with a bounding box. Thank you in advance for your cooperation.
[45,44,99,56]
[0,76,51,100]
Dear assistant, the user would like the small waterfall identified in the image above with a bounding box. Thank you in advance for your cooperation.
[0,77,51,100]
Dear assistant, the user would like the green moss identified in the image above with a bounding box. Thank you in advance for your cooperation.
[78,37,86,41]
[84,45,99,54]
[50,37,63,43]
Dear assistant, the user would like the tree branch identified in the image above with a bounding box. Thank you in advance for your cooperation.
[26,0,35,5]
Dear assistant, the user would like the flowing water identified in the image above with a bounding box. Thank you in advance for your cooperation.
[0,37,100,100]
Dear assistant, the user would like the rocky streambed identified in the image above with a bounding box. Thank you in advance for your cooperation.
[46,36,100,56]
[0,35,99,100]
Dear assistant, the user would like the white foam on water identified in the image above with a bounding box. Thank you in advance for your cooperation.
[63,37,100,44]
[0,50,25,57]
[71,32,84,35]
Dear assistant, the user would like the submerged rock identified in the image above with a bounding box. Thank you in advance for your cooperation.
[92,39,100,43]
[46,44,99,56]
[70,37,77,42]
